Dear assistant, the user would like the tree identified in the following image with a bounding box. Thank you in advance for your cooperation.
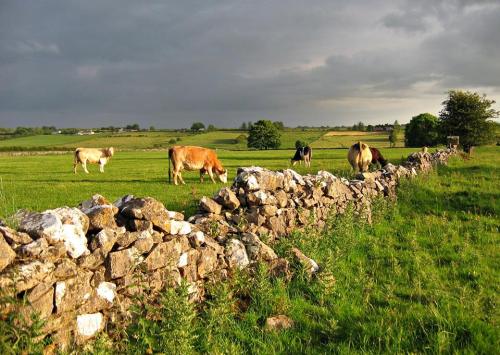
[295,140,307,149]
[366,124,374,132]
[240,122,247,130]
[247,121,253,130]
[190,122,205,132]
[247,120,281,150]
[149,126,155,131]
[207,124,216,132]
[405,113,440,147]
[126,123,140,130]
[388,129,397,147]
[273,121,285,130]
[439,90,498,151]
[393,120,401,133]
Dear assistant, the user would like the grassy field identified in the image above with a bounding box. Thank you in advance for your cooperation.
[0,129,398,151]
[0,147,417,218]
[99,146,497,353]
[1,147,498,353]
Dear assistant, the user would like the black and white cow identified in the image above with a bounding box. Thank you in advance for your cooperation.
[291,146,312,167]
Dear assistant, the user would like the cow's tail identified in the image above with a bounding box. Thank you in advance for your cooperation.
[168,148,173,184]
[74,148,80,163]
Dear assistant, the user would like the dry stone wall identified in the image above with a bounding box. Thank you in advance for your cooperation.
[0,148,456,349]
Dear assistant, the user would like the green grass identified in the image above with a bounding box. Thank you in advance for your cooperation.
[97,147,498,354]
[0,147,419,218]
[2,147,498,353]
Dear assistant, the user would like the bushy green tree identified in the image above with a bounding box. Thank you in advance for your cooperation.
[247,120,281,150]
[439,90,498,151]
[388,129,397,147]
[295,140,307,149]
[207,124,216,132]
[273,121,285,130]
[190,122,205,132]
[405,113,440,147]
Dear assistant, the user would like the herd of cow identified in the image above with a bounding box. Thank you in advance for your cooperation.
[72,142,389,185]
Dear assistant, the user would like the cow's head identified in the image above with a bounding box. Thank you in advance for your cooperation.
[106,147,115,157]
[217,169,228,183]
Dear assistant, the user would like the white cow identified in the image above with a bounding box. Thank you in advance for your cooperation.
[74,147,114,173]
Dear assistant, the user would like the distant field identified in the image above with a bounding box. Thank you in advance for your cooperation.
[0,147,417,218]
[0,129,401,151]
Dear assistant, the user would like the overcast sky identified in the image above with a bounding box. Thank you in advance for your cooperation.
[1,0,499,128]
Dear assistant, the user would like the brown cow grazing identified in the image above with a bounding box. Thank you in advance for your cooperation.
[291,146,312,167]
[369,147,388,168]
[347,141,372,173]
[168,146,228,185]
[74,147,114,173]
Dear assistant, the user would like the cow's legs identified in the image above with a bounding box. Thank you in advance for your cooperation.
[200,169,205,183]
[207,168,216,183]
[82,160,89,174]
[99,160,104,173]
[73,162,78,174]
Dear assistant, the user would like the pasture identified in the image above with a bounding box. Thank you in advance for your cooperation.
[0,147,417,218]
[0,129,397,151]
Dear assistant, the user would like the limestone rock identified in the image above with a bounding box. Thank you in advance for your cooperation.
[170,220,192,235]
[54,270,93,313]
[19,212,63,243]
[19,238,48,257]
[197,247,218,278]
[200,197,222,214]
[144,239,183,271]
[85,205,118,231]
[10,260,55,292]
[0,234,16,272]
[225,239,249,270]
[265,315,294,331]
[76,313,104,342]
[214,187,240,210]
[241,233,277,262]
[119,197,171,234]
[106,247,141,279]
[0,226,33,246]
[292,248,319,275]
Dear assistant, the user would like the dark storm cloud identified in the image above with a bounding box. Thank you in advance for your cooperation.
[0,0,499,128]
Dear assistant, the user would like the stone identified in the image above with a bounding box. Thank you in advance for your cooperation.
[89,227,124,254]
[0,226,33,245]
[144,239,183,271]
[265,215,286,236]
[50,207,90,235]
[292,248,319,276]
[265,315,294,331]
[167,210,185,221]
[19,237,49,257]
[225,239,249,270]
[106,247,141,279]
[54,270,93,313]
[247,190,277,206]
[128,219,153,232]
[78,248,106,270]
[132,232,154,254]
[11,260,55,292]
[76,313,104,342]
[197,247,218,278]
[0,234,16,272]
[214,187,240,210]
[268,258,292,280]
[261,205,277,217]
[244,207,266,226]
[199,197,222,214]
[116,230,143,248]
[19,212,63,243]
[113,194,134,210]
[274,190,288,208]
[60,223,89,259]
[170,220,192,235]
[54,259,78,279]
[85,205,118,231]
[119,197,171,234]
[241,233,277,262]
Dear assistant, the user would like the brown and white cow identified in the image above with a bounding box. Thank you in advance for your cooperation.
[347,141,372,173]
[168,146,227,185]
[74,147,114,173]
